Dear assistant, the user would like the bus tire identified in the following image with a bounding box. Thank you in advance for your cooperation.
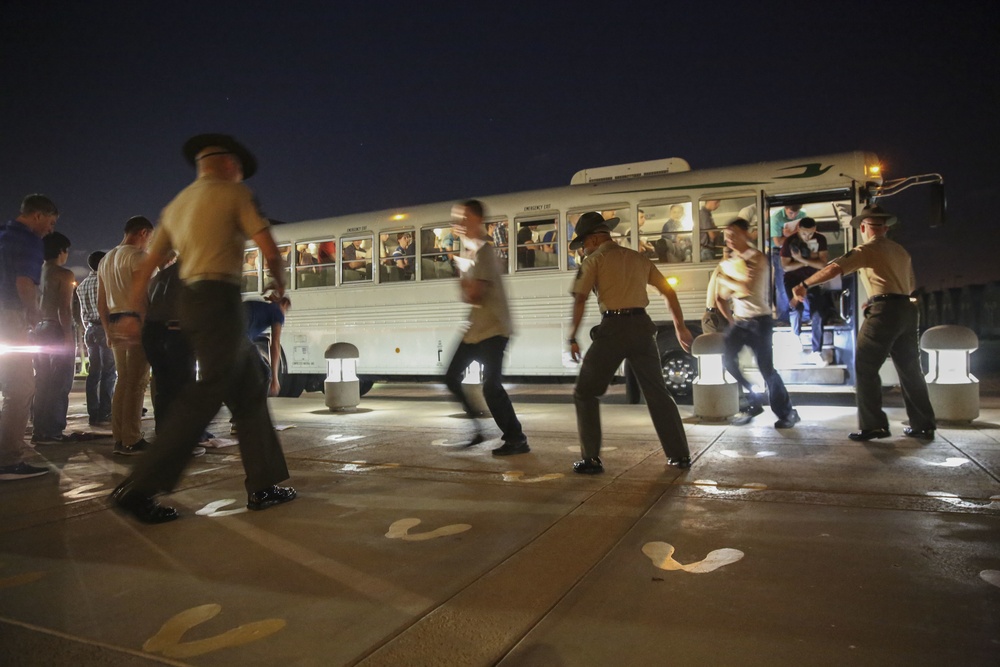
[661,349,696,403]
[359,378,374,396]
[279,373,306,398]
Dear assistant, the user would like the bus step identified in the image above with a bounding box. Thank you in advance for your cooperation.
[744,365,847,386]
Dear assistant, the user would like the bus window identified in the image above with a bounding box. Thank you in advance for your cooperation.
[420,225,459,280]
[602,209,631,247]
[341,235,372,283]
[635,202,693,264]
[296,241,335,288]
[383,230,415,281]
[241,247,260,293]
[488,218,509,274]
[270,244,292,291]
[515,216,558,271]
[566,213,582,269]
[698,196,757,262]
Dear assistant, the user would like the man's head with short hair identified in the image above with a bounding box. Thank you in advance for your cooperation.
[87,250,106,271]
[17,194,59,237]
[796,217,818,242]
[43,231,71,261]
[21,194,59,217]
[784,204,802,216]
[122,215,154,250]
[724,218,751,252]
[452,199,487,239]
[124,215,153,235]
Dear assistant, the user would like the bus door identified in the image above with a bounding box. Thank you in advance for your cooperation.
[764,190,859,386]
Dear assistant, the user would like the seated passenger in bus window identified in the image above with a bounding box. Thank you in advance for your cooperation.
[342,239,370,281]
[645,204,691,264]
[318,241,336,265]
[699,200,724,260]
[243,248,259,272]
[541,227,557,253]
[392,232,415,279]
[297,244,319,271]
[492,219,509,260]
[439,226,459,260]
[516,223,537,269]
[625,208,656,257]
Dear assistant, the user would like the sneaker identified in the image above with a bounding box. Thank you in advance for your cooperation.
[191,446,207,457]
[0,461,50,481]
[775,410,801,429]
[492,439,530,456]
[247,485,297,511]
[114,438,150,456]
[730,404,764,426]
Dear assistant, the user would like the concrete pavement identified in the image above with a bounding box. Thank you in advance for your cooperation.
[1,384,998,666]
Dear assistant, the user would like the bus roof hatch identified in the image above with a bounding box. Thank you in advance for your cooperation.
[570,157,691,185]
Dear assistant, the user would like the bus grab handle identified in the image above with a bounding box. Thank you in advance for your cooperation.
[839,289,852,324]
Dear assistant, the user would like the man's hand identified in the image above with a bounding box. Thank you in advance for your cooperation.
[676,324,694,353]
[569,340,581,363]
[269,377,281,397]
[791,282,807,302]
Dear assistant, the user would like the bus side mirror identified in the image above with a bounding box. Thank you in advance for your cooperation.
[929,182,947,227]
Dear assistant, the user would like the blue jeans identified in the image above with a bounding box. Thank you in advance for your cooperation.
[771,251,789,322]
[33,321,75,438]
[84,324,116,422]
[789,288,827,353]
[723,315,793,419]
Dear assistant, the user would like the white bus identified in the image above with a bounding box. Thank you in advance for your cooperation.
[242,151,943,399]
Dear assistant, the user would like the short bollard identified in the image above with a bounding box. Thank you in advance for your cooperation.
[692,333,738,421]
[920,325,978,422]
[325,342,360,411]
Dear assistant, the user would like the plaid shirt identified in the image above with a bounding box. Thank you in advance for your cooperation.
[77,271,101,325]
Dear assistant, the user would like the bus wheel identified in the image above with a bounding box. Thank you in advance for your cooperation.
[279,373,306,398]
[661,350,696,401]
[359,378,374,396]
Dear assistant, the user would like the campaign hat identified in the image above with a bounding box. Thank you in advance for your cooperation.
[569,212,621,250]
[182,133,257,179]
[850,204,897,228]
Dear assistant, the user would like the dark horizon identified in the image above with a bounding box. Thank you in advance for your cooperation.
[3,1,997,290]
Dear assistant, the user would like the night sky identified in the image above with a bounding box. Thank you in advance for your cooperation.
[3,1,997,290]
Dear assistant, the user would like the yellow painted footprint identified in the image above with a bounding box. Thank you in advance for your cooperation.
[195,500,248,518]
[0,563,46,590]
[63,483,106,500]
[502,471,564,483]
[642,542,744,573]
[385,518,471,541]
[143,603,285,659]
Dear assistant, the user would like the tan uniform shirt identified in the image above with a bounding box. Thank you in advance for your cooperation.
[572,240,657,311]
[150,175,269,283]
[461,238,512,343]
[832,235,915,297]
[98,244,146,313]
